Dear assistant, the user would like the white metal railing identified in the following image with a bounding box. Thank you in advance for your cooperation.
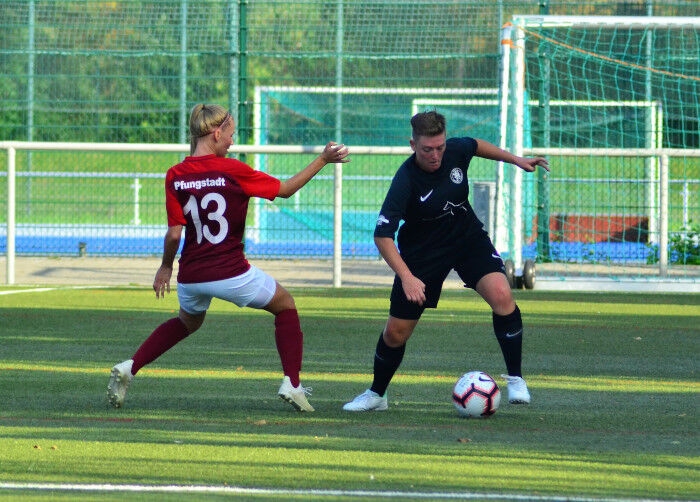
[2,141,699,289]
[525,148,700,279]
[0,141,412,286]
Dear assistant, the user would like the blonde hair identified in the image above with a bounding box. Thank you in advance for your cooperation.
[188,104,231,154]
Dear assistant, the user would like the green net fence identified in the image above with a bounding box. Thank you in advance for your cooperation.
[4,1,697,144]
[1,1,699,285]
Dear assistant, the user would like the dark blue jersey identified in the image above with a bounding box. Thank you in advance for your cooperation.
[374,137,482,270]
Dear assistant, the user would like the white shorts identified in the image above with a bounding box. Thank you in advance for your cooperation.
[177,265,277,315]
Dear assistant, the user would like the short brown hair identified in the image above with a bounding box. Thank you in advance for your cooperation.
[410,110,446,140]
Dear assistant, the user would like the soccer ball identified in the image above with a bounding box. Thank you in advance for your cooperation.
[452,371,501,418]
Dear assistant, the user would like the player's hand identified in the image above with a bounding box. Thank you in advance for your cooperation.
[518,157,549,173]
[321,142,350,164]
[402,275,426,306]
[153,266,173,299]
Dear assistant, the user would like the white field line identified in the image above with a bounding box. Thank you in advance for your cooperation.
[0,287,56,295]
[0,482,673,502]
[0,286,110,295]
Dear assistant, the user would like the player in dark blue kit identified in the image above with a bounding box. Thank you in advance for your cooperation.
[343,111,549,411]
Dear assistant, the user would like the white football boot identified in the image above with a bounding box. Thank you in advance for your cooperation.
[501,374,531,404]
[342,389,388,411]
[107,359,134,408]
[278,376,314,412]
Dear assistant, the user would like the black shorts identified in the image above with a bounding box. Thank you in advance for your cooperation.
[389,228,506,320]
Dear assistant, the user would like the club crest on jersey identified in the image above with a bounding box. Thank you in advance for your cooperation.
[450,168,464,184]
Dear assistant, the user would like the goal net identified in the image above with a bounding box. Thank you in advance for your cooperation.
[499,16,699,286]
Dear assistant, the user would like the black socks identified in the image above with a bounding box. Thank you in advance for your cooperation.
[370,332,405,397]
[493,305,523,377]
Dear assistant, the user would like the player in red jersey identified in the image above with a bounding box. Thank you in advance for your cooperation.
[108,103,349,411]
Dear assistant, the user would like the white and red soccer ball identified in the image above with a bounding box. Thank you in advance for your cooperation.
[452,371,501,418]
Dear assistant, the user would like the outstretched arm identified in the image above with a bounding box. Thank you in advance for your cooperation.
[475,139,549,173]
[277,142,350,198]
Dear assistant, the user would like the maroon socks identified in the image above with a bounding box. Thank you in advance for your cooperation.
[274,309,304,387]
[131,317,191,375]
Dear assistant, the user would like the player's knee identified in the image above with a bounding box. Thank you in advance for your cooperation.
[486,283,515,314]
[265,285,296,314]
[383,325,413,347]
[276,289,296,311]
[179,310,205,334]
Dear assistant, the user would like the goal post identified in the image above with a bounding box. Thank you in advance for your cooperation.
[498,15,700,284]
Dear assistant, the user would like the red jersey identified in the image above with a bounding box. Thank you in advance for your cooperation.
[164,154,281,283]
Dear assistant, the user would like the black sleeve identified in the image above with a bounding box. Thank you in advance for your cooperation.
[374,166,411,239]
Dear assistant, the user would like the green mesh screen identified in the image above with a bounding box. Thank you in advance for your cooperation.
[1,1,699,277]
